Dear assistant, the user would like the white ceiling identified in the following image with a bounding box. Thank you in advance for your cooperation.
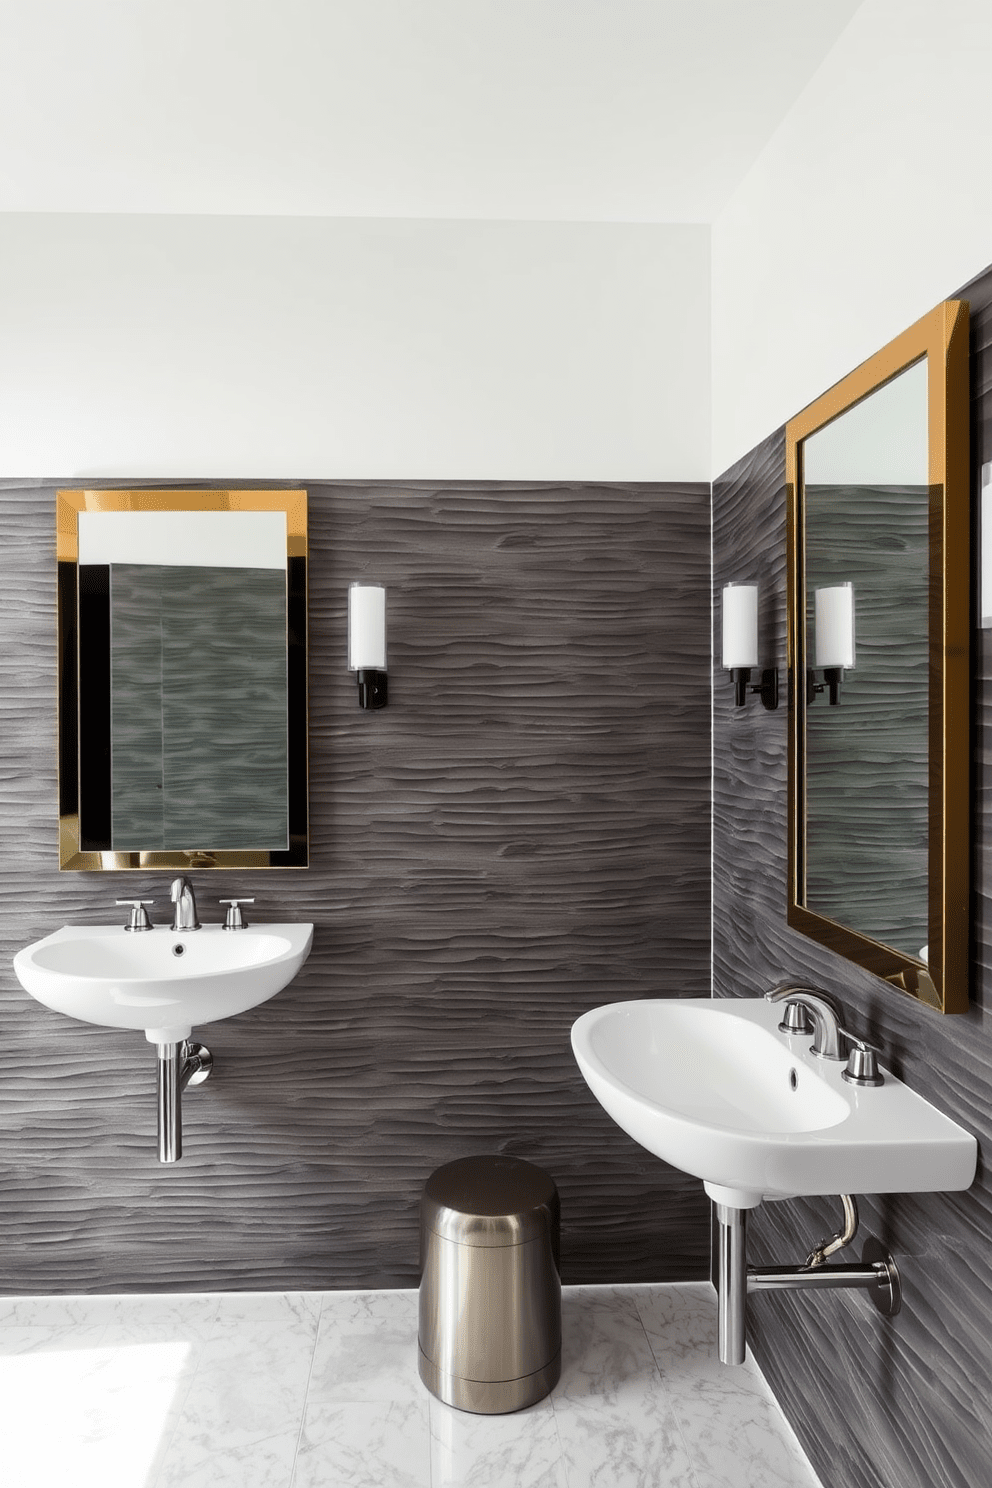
[0,0,863,221]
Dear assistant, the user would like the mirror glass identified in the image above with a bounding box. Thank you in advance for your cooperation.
[786,301,970,1013]
[802,361,929,957]
[57,490,308,871]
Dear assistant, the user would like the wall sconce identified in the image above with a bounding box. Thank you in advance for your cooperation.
[722,582,778,709]
[810,582,854,705]
[348,582,388,709]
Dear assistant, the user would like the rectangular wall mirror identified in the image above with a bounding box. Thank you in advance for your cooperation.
[57,488,308,871]
[785,301,970,1013]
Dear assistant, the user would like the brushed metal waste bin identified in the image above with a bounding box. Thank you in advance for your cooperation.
[418,1155,561,1414]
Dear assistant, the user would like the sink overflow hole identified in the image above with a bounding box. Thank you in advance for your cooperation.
[172,944,186,958]
[789,1068,798,1091]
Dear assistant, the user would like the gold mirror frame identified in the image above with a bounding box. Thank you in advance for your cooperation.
[57,488,308,871]
[786,300,970,1013]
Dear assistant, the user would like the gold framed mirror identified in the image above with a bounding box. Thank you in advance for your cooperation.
[57,488,308,871]
[786,300,970,1013]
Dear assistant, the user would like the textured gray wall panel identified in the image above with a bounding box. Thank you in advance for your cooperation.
[0,480,711,1293]
[712,269,992,1488]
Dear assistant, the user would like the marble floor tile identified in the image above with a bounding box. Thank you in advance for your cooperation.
[212,1290,322,1326]
[147,1314,319,1486]
[308,1287,425,1405]
[0,1283,823,1488]
[0,1295,103,1327]
[554,1391,698,1488]
[551,1283,698,1488]
[429,1394,567,1488]
[668,1370,823,1488]
[555,1285,660,1406]
[629,1280,721,1373]
[0,1322,108,1354]
[154,1428,303,1488]
[97,1300,222,1355]
[630,1282,820,1488]
[0,1291,220,1328]
[0,1332,198,1488]
[0,1290,225,1363]
[293,1399,430,1488]
[167,1316,318,1436]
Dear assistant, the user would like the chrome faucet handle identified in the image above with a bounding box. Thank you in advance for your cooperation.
[219,898,254,931]
[775,1000,815,1037]
[840,1031,885,1087]
[116,899,154,932]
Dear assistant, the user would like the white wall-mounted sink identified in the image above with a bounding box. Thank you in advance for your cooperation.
[571,998,977,1209]
[14,923,314,1044]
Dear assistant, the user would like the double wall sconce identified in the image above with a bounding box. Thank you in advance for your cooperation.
[809,582,855,706]
[348,582,388,709]
[722,583,778,709]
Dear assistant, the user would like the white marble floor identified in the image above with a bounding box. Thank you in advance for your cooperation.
[0,1282,822,1488]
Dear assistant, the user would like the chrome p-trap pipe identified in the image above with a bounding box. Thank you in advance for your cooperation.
[716,1201,900,1366]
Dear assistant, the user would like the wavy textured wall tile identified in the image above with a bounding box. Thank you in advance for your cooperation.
[0,480,711,1293]
[713,269,992,1488]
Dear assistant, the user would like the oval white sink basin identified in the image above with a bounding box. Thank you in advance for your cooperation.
[14,923,314,1043]
[571,998,977,1208]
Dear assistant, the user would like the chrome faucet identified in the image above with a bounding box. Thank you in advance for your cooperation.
[170,876,201,931]
[765,984,844,1060]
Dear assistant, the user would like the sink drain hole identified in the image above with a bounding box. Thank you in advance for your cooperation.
[789,1068,798,1091]
[172,943,187,958]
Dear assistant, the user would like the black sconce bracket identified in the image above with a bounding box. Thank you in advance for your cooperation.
[806,667,843,706]
[731,667,779,710]
[357,668,388,709]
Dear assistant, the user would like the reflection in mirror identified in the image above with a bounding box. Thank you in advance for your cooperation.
[802,361,929,959]
[58,490,308,871]
[786,301,970,1014]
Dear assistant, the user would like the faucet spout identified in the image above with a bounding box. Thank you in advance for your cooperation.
[170,875,201,931]
[765,984,844,1060]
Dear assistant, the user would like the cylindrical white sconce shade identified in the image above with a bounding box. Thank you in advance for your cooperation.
[815,584,855,669]
[348,583,387,670]
[722,584,759,670]
[348,582,388,709]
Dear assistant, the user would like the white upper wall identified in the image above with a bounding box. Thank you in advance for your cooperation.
[0,214,709,480]
[7,2,992,482]
[0,1,860,223]
[712,0,992,479]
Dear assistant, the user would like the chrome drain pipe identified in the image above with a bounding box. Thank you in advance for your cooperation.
[748,1260,895,1293]
[716,1201,901,1366]
[717,1204,748,1365]
[156,1040,213,1163]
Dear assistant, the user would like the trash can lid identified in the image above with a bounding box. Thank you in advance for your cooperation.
[422,1155,559,1247]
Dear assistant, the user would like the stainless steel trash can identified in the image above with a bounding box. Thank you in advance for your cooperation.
[418,1154,561,1414]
